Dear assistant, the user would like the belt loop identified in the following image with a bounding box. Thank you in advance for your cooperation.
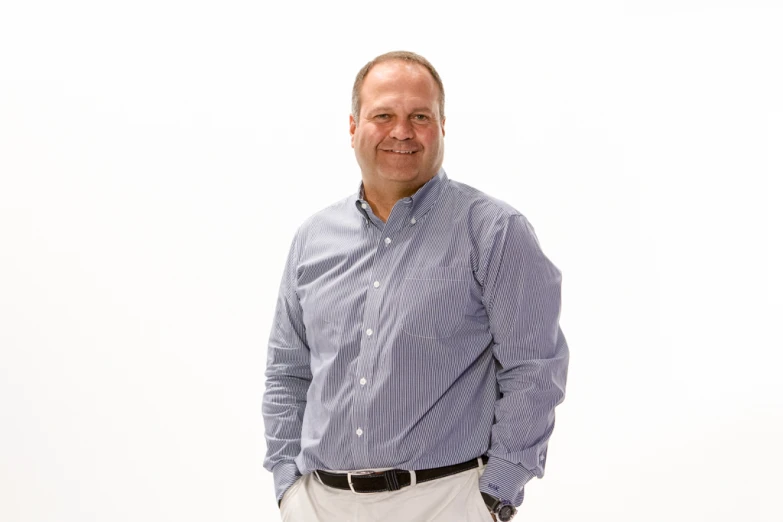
[477,457,485,469]
[409,470,417,487]
[347,472,356,493]
[314,471,324,486]
[383,469,401,491]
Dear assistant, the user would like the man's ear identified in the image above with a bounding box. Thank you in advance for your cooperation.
[349,114,357,148]
[441,117,446,137]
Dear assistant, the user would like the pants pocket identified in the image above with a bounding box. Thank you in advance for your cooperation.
[472,470,496,522]
[280,476,303,515]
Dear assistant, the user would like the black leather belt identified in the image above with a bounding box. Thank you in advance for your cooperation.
[315,455,489,493]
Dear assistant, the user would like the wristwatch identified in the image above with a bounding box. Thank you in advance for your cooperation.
[481,492,517,521]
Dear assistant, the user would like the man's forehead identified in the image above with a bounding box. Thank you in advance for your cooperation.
[367,59,429,80]
[362,63,437,101]
[363,62,436,92]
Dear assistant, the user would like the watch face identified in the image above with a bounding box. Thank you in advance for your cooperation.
[498,504,516,521]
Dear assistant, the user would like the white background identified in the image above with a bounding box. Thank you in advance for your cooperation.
[1,1,781,521]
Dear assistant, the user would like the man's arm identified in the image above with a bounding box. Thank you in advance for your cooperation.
[262,229,312,506]
[478,214,569,506]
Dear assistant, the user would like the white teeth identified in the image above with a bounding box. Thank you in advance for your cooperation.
[392,151,414,154]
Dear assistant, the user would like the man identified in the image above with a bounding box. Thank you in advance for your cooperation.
[263,51,569,522]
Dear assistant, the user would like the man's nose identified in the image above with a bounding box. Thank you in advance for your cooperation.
[389,118,415,140]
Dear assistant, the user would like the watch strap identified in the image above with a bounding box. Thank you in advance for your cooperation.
[481,492,517,521]
[481,492,502,512]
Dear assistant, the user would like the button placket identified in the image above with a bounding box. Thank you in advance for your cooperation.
[354,217,405,467]
[354,260,383,467]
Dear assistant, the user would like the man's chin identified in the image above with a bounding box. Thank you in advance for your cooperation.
[377,164,428,181]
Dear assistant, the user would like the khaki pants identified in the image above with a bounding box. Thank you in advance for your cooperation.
[279,464,495,522]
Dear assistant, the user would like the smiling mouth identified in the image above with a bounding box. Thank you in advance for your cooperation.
[383,150,418,154]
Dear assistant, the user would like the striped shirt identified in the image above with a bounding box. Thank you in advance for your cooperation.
[262,169,569,507]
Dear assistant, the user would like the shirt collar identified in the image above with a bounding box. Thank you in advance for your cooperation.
[355,168,448,220]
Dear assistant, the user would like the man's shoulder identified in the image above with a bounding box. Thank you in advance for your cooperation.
[446,178,526,225]
[293,192,358,236]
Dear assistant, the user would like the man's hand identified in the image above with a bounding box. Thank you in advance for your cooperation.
[481,491,498,520]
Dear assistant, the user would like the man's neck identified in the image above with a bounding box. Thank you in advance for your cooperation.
[362,189,405,222]
[361,175,435,222]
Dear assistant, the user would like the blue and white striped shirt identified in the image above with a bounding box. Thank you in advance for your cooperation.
[262,169,569,507]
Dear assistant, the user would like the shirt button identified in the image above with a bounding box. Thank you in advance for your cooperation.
[361,203,368,209]
[384,237,391,245]
[366,328,373,336]
[356,428,363,437]
[410,218,417,224]
[360,377,367,385]
[373,281,380,288]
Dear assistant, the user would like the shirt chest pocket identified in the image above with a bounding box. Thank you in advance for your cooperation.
[397,267,472,339]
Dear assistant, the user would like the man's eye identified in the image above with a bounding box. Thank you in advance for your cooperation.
[413,114,428,121]
[375,114,390,119]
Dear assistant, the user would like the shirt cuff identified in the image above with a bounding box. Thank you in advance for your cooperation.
[478,455,536,507]
[272,461,302,505]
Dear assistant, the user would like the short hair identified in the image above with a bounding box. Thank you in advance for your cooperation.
[351,51,445,122]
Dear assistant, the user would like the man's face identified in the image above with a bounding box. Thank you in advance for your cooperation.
[350,60,445,189]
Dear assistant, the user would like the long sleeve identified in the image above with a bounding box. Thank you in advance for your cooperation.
[477,214,569,506]
[262,229,312,504]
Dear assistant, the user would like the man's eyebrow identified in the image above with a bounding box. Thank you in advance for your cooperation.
[367,107,435,114]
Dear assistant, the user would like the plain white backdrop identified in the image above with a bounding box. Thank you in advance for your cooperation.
[1,1,781,521]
